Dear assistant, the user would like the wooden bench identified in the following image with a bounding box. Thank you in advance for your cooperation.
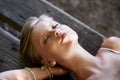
[0,0,104,79]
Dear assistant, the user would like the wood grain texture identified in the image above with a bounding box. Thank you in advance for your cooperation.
[0,27,21,72]
[0,0,104,55]
[0,0,105,79]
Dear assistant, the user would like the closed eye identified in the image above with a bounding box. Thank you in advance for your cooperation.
[44,36,49,44]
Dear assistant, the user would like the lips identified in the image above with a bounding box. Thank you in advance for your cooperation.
[60,33,67,44]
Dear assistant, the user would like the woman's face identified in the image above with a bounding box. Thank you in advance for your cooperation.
[31,18,78,60]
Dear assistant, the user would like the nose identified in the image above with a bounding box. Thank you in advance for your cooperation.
[51,30,61,37]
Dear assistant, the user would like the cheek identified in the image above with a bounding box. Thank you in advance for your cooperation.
[44,36,75,58]
[45,42,68,58]
[46,42,59,54]
[47,45,57,53]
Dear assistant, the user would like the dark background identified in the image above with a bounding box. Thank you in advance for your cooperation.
[0,0,120,37]
[48,0,120,37]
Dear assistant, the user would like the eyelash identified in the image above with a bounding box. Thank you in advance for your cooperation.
[52,24,58,29]
[43,24,58,44]
[44,36,49,44]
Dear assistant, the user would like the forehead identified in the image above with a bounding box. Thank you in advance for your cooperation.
[34,18,58,31]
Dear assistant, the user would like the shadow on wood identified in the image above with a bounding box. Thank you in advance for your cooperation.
[0,0,104,80]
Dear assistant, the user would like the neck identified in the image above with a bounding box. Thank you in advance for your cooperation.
[57,43,100,80]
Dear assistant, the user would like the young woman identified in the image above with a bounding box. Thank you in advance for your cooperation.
[0,15,120,80]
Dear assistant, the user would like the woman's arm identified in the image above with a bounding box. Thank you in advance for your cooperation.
[0,68,47,80]
[0,67,68,80]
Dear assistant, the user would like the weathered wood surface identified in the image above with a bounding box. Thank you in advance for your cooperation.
[0,0,105,79]
[0,0,104,55]
[0,27,21,72]
[48,0,120,37]
[0,1,106,78]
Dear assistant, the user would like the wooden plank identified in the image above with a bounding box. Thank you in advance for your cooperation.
[0,48,21,72]
[0,28,18,52]
[0,0,106,79]
[0,28,22,72]
[0,0,105,55]
[0,27,19,45]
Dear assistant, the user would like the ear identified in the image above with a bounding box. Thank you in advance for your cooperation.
[41,59,56,67]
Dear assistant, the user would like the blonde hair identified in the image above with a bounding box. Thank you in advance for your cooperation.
[20,15,53,67]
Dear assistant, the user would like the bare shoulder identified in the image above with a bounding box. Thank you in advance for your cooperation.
[97,48,120,56]
[88,48,120,80]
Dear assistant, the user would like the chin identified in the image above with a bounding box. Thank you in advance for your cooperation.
[71,33,78,41]
[68,36,78,44]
